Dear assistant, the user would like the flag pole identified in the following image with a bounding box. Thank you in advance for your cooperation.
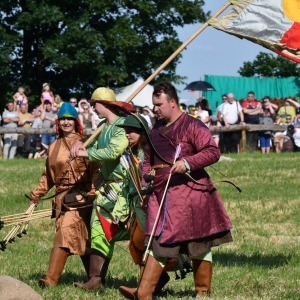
[83,1,232,147]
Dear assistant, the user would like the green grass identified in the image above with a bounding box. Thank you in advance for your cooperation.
[0,155,299,299]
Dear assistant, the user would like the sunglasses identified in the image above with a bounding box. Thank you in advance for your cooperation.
[70,101,76,104]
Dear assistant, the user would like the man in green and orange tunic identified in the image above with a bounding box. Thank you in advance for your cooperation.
[71,87,134,290]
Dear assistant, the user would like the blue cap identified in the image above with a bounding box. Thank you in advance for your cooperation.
[58,102,78,119]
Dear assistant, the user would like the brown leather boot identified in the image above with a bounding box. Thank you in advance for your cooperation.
[119,255,163,300]
[119,272,169,299]
[192,260,212,297]
[119,257,171,297]
[74,249,110,290]
[38,247,69,287]
[118,286,137,300]
[119,265,145,300]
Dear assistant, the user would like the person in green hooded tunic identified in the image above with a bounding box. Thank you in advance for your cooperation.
[117,115,148,263]
[71,87,134,290]
[117,115,186,297]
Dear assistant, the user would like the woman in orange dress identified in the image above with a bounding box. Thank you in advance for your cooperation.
[30,102,100,287]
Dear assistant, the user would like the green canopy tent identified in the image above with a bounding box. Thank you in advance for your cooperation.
[203,75,300,113]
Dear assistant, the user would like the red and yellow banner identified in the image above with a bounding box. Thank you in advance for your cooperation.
[209,0,300,63]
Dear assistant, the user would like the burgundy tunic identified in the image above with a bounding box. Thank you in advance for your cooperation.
[143,113,232,244]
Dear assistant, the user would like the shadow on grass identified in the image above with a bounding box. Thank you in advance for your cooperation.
[108,275,195,299]
[214,251,291,268]
[27,271,138,288]
[106,275,140,289]
[157,288,195,299]
[26,271,89,286]
[25,271,196,298]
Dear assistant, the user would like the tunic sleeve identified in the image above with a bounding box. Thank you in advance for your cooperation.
[141,145,151,185]
[87,127,128,161]
[30,161,55,203]
[184,122,220,171]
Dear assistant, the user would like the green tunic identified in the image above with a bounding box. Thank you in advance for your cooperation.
[121,149,146,229]
[87,117,129,258]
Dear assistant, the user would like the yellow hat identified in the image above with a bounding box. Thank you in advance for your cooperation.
[90,87,116,102]
[88,87,135,112]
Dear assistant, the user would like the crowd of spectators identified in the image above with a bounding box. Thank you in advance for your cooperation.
[0,84,103,159]
[1,85,300,159]
[185,92,300,154]
[0,84,159,160]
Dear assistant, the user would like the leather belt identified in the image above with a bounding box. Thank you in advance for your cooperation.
[152,163,170,170]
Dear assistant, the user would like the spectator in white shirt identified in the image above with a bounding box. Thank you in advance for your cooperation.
[2,101,19,159]
[278,124,300,152]
[140,106,155,129]
[217,94,228,124]
[221,93,245,153]
[195,102,209,126]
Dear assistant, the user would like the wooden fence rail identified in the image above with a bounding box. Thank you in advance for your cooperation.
[0,124,298,155]
[0,124,298,135]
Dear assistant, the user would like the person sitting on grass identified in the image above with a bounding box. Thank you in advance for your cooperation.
[28,137,46,159]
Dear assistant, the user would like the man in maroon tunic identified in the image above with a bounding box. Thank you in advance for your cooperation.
[119,82,233,299]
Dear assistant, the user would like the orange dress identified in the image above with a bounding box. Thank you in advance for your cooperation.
[30,133,100,255]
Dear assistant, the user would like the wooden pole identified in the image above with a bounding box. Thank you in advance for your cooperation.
[82,1,233,147]
[1,208,51,220]
[141,144,181,265]
[4,212,52,227]
[241,130,247,153]
[1,204,35,243]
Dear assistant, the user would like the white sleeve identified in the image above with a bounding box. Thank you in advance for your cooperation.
[221,103,227,115]
[237,102,243,112]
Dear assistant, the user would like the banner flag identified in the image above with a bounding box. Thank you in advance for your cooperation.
[208,0,300,63]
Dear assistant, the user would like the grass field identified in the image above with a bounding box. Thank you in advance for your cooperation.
[0,154,299,300]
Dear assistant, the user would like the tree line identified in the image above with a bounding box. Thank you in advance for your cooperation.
[2,1,300,111]
[0,0,209,109]
[238,52,300,78]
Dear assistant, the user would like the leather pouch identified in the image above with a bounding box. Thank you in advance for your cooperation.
[64,192,86,207]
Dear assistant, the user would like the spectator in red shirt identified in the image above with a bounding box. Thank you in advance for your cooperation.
[242,91,261,152]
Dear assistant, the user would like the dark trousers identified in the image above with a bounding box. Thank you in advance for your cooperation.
[223,131,241,153]
[16,134,31,158]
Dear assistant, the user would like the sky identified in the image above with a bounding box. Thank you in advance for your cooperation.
[173,0,272,105]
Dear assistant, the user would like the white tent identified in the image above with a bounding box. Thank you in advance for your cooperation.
[114,79,189,108]
[114,79,153,108]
